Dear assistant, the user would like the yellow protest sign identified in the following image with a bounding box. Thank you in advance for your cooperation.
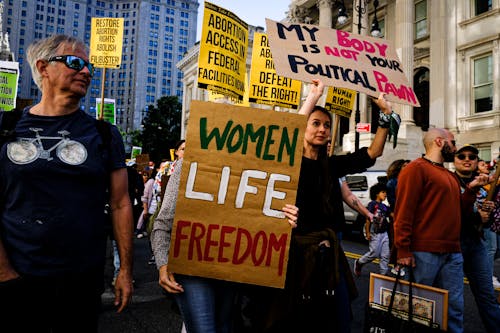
[325,87,356,118]
[249,33,302,110]
[168,101,305,288]
[198,2,248,101]
[90,18,124,68]
[266,19,420,107]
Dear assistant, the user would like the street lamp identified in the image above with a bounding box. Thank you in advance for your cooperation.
[337,0,381,151]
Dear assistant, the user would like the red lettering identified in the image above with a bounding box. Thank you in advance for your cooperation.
[232,228,252,264]
[373,70,388,91]
[203,223,220,262]
[218,226,236,263]
[266,233,288,276]
[337,30,389,57]
[251,231,268,266]
[188,222,205,260]
[373,70,418,104]
[325,46,340,56]
[173,220,191,258]
[337,30,351,48]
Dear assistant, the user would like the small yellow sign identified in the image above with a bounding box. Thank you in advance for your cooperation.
[249,33,301,110]
[198,2,248,101]
[325,87,356,118]
[90,18,124,68]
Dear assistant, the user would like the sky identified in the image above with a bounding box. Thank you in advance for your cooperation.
[195,0,291,41]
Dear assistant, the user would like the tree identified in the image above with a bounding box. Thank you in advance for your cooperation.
[138,96,182,164]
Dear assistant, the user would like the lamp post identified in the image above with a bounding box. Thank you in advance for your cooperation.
[337,0,380,151]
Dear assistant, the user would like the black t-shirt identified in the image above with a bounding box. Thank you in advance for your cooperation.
[0,108,125,276]
[295,147,375,234]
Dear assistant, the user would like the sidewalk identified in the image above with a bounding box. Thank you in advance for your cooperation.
[99,237,182,333]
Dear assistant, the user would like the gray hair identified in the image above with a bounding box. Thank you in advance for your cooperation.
[26,35,88,91]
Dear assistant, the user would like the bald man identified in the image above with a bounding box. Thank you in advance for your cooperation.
[393,128,489,333]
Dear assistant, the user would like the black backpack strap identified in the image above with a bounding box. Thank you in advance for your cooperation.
[95,118,112,152]
[0,108,23,146]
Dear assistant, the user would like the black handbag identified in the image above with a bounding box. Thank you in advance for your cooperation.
[363,267,443,332]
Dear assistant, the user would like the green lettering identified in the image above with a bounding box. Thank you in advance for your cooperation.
[227,124,244,153]
[199,118,233,150]
[278,127,299,167]
[242,124,266,157]
[263,125,278,161]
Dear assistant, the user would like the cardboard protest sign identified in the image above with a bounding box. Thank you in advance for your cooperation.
[266,19,420,107]
[0,61,19,111]
[198,2,249,101]
[168,101,305,288]
[249,33,302,109]
[90,17,124,68]
[325,87,356,118]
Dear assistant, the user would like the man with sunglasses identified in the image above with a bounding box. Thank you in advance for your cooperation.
[0,35,133,332]
[394,128,490,333]
[453,145,500,332]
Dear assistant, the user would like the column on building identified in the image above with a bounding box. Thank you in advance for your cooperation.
[394,0,415,127]
[429,0,457,130]
[317,0,333,28]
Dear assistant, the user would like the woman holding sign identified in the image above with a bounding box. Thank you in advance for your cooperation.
[260,79,398,332]
[151,157,300,333]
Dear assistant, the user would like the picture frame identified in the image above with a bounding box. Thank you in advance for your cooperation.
[369,273,449,330]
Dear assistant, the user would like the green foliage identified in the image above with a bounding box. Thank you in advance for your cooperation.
[138,96,182,164]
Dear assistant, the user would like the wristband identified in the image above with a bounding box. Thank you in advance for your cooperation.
[378,111,392,128]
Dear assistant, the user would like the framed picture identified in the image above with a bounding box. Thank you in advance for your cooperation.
[369,273,449,330]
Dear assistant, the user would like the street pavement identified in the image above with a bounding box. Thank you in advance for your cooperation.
[98,235,499,332]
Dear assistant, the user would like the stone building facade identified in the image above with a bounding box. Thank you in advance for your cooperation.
[178,0,500,168]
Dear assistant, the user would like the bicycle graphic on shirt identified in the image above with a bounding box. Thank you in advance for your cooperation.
[7,127,88,166]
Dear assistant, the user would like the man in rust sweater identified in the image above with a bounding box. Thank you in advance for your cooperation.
[394,128,489,333]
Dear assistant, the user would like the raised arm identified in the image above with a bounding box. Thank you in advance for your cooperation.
[298,79,325,116]
[367,93,398,159]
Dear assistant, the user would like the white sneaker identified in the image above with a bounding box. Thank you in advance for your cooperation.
[493,276,500,289]
[391,265,405,277]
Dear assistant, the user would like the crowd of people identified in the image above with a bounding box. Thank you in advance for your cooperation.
[0,34,499,333]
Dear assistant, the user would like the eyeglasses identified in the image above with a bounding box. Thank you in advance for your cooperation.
[456,153,477,161]
[47,55,95,77]
[450,140,456,146]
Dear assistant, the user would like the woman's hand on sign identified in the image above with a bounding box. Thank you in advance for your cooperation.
[373,92,392,115]
[282,204,299,228]
[159,265,183,293]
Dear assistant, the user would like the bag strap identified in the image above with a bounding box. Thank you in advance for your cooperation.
[388,266,414,323]
[0,108,23,147]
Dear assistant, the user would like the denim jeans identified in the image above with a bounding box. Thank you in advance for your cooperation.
[483,227,500,276]
[174,274,236,333]
[358,232,390,275]
[412,251,464,333]
[462,236,500,332]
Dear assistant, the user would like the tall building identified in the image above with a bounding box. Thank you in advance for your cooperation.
[2,0,199,133]
[178,0,500,168]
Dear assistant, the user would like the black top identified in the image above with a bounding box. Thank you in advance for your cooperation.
[295,147,375,234]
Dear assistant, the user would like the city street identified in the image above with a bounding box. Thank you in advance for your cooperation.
[98,235,499,332]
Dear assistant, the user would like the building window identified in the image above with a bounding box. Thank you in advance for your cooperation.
[414,0,427,39]
[474,0,492,16]
[473,54,493,113]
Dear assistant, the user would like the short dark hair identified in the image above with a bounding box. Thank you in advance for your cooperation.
[370,182,387,200]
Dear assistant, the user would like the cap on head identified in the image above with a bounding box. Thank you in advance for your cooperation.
[456,144,478,155]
